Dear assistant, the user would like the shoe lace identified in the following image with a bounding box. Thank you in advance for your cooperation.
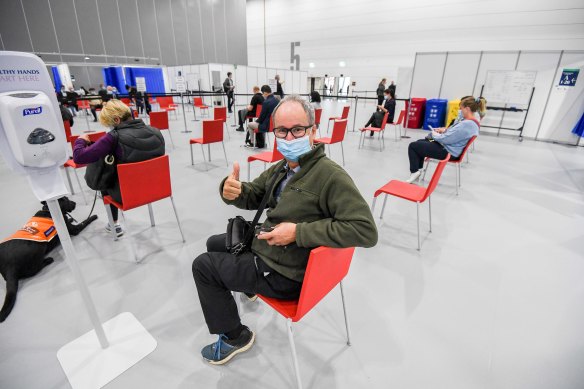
[213,334,229,360]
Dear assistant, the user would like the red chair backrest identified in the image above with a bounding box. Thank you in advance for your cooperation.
[117,155,171,210]
[314,108,322,126]
[132,109,139,119]
[421,154,450,202]
[380,112,389,129]
[254,104,262,118]
[120,98,131,106]
[214,106,227,122]
[293,246,355,322]
[157,96,174,109]
[149,111,169,130]
[63,121,72,142]
[202,119,224,143]
[395,110,405,125]
[330,119,347,143]
[78,100,90,109]
[453,135,477,164]
[340,106,350,119]
[194,97,205,107]
[69,131,106,144]
[271,136,284,161]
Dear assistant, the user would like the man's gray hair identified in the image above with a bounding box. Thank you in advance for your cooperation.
[272,94,315,127]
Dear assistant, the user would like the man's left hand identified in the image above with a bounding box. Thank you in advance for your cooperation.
[256,222,296,246]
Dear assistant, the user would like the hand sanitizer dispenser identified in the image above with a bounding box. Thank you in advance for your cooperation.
[0,90,67,169]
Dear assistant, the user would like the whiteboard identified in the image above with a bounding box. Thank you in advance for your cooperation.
[483,70,536,105]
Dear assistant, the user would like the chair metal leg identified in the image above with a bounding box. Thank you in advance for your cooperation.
[358,132,363,149]
[73,169,88,204]
[170,196,186,242]
[456,165,460,196]
[167,128,175,149]
[421,159,431,181]
[104,203,118,242]
[222,142,228,167]
[263,162,267,171]
[64,167,75,195]
[371,196,377,212]
[247,161,251,181]
[378,132,383,152]
[224,123,230,140]
[416,202,421,251]
[120,211,140,263]
[380,195,388,219]
[208,144,212,162]
[428,196,432,233]
[190,144,194,165]
[200,145,208,171]
[286,319,303,389]
[339,281,352,346]
[148,203,155,227]
[340,143,345,166]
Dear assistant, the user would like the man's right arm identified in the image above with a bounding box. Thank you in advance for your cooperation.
[219,162,271,210]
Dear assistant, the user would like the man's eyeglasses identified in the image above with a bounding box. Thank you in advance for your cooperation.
[273,124,314,139]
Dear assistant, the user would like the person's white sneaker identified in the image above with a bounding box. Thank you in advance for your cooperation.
[406,170,422,184]
[105,223,124,237]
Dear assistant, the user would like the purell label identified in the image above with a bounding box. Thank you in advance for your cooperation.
[23,107,42,116]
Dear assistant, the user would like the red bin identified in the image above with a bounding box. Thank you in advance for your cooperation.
[405,98,426,129]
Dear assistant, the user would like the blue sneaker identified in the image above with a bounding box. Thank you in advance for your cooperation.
[201,326,255,365]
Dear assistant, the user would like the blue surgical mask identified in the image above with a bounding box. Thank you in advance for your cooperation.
[276,136,312,162]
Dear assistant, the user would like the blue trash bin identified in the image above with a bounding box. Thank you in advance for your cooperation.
[423,99,448,130]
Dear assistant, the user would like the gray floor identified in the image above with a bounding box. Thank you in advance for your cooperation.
[1,99,583,389]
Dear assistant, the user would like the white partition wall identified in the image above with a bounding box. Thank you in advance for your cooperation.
[409,50,584,143]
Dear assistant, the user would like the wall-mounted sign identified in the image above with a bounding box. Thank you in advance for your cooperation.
[290,42,300,71]
[135,77,146,92]
[559,68,579,87]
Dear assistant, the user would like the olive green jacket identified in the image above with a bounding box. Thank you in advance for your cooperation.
[220,144,378,282]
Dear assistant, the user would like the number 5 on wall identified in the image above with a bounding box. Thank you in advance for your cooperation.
[290,42,300,70]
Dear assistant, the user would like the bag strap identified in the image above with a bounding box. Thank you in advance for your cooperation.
[242,164,285,246]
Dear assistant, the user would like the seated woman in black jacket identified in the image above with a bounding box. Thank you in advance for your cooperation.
[363,89,396,136]
[73,100,165,236]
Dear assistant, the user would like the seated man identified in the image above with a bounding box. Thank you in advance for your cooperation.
[192,95,378,365]
[237,86,264,132]
[246,85,278,149]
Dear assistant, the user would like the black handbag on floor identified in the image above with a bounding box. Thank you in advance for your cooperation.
[84,131,119,191]
[226,168,282,256]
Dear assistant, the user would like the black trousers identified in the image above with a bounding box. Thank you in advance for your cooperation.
[237,108,249,127]
[377,96,384,106]
[408,139,449,173]
[192,233,302,335]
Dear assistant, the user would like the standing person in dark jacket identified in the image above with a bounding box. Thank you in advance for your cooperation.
[66,87,79,116]
[223,72,235,113]
[388,80,396,96]
[376,78,387,105]
[246,85,277,149]
[237,86,264,132]
[275,74,284,99]
[73,100,165,236]
[192,95,378,365]
[363,89,396,136]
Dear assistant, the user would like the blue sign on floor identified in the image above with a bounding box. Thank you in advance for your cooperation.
[559,68,579,87]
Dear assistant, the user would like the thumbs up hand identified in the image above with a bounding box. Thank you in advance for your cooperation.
[223,162,242,200]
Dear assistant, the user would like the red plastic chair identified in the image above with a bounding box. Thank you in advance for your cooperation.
[189,119,228,170]
[326,105,350,133]
[63,120,73,142]
[314,119,347,166]
[63,131,107,203]
[258,246,355,389]
[213,106,230,140]
[193,97,210,119]
[358,111,388,151]
[422,135,477,195]
[246,136,284,180]
[388,110,406,141]
[78,99,90,115]
[245,103,262,124]
[102,155,185,261]
[149,111,175,148]
[157,96,178,119]
[371,154,450,250]
[314,108,323,136]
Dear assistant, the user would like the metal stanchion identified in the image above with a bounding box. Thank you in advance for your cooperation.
[84,108,92,133]
[231,94,238,127]
[402,97,411,139]
[180,93,191,133]
[352,95,358,132]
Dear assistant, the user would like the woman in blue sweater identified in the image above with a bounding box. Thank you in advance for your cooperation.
[406,96,484,183]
